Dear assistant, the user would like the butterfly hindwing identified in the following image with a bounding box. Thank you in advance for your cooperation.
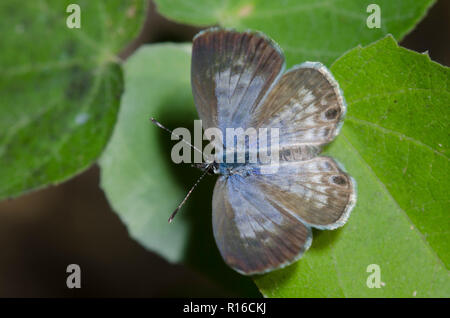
[191,28,285,132]
[212,174,312,275]
[252,156,356,229]
[212,156,356,275]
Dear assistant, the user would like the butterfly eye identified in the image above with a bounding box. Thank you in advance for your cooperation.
[331,175,347,185]
[324,107,340,120]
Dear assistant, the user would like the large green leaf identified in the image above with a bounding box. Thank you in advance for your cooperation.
[255,36,449,297]
[99,44,260,296]
[100,37,449,297]
[0,0,146,199]
[154,0,435,66]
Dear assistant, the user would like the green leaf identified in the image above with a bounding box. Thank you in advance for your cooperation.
[254,36,449,297]
[0,0,146,199]
[101,37,449,297]
[154,0,435,66]
[99,44,260,296]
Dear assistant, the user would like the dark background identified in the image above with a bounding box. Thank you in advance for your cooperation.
[0,0,448,297]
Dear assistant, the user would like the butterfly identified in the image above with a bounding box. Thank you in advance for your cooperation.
[158,28,357,275]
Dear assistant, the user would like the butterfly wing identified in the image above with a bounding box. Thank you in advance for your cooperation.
[193,30,356,274]
[191,28,285,132]
[212,156,356,275]
[252,156,356,229]
[212,174,312,275]
[250,62,346,149]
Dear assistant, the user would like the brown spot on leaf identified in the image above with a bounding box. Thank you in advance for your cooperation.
[238,4,254,17]
[126,5,136,18]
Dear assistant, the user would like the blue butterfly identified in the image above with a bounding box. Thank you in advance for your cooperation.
[156,28,357,275]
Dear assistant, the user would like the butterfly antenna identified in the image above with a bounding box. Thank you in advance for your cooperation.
[168,164,213,223]
[150,117,203,155]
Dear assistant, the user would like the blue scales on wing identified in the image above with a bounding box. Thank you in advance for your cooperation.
[191,27,285,132]
[191,28,356,275]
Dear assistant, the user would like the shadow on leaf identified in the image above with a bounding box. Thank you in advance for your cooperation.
[152,98,260,297]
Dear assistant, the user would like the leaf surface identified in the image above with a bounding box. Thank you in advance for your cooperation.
[100,38,449,297]
[255,36,449,297]
[0,0,146,199]
[99,44,260,296]
[154,0,435,66]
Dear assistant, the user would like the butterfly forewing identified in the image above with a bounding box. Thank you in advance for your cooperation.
[250,62,346,149]
[191,28,285,132]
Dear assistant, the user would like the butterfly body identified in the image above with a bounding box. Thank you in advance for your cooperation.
[191,28,356,275]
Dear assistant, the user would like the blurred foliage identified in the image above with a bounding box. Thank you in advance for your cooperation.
[154,0,435,66]
[0,0,146,199]
[99,44,260,296]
